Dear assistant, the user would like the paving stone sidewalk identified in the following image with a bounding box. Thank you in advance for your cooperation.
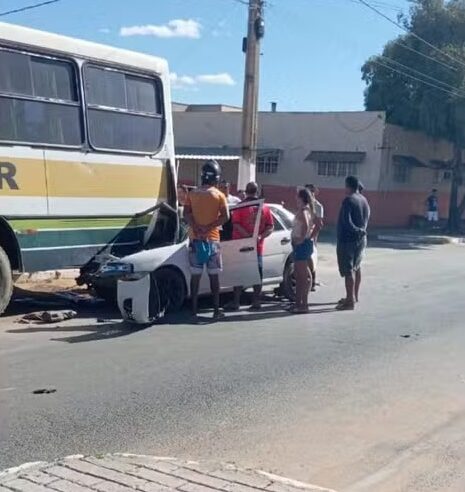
[0,455,337,492]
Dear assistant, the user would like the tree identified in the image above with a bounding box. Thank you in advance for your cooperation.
[362,0,465,232]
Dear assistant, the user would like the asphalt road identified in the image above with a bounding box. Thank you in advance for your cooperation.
[1,243,465,492]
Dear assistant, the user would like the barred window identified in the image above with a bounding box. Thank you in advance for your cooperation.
[393,164,411,183]
[257,153,279,174]
[317,161,358,177]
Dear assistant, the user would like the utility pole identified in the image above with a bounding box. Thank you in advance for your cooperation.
[238,0,264,190]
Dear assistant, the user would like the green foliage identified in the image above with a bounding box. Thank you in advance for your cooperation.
[362,0,465,146]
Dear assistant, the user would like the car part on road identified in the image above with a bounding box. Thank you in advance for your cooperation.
[0,246,13,315]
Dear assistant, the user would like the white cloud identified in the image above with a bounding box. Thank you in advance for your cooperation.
[120,19,201,39]
[170,72,236,90]
[196,73,236,86]
[170,73,196,88]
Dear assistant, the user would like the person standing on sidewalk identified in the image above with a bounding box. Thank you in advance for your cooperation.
[184,161,229,320]
[305,184,324,291]
[426,189,439,223]
[289,188,315,314]
[226,182,274,311]
[336,176,371,311]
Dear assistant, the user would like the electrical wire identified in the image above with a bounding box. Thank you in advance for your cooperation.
[395,41,458,72]
[379,55,465,96]
[0,0,60,17]
[373,58,464,98]
[355,0,465,70]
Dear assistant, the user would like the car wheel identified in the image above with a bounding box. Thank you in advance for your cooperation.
[282,259,296,302]
[153,267,187,313]
[0,246,13,315]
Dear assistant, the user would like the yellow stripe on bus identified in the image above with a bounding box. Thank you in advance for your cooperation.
[0,157,167,198]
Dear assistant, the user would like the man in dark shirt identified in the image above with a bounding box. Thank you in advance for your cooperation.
[336,176,371,311]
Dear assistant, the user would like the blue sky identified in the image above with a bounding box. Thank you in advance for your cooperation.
[1,0,410,111]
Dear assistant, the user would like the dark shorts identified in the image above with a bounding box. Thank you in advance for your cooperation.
[293,238,314,262]
[337,238,367,277]
[189,240,222,275]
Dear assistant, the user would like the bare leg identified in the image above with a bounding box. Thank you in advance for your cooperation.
[209,274,221,316]
[295,261,310,311]
[344,272,355,305]
[233,286,242,309]
[355,268,362,303]
[190,274,201,316]
[252,284,262,309]
[308,258,316,291]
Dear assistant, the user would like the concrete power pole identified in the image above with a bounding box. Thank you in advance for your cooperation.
[238,0,264,190]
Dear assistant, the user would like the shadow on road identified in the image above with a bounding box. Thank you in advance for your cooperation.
[7,320,148,344]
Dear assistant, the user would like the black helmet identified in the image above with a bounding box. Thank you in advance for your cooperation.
[201,160,221,185]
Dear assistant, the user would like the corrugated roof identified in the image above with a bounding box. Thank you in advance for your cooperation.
[175,147,282,160]
[305,151,366,162]
[393,155,426,168]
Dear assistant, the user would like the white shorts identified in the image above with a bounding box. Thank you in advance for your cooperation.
[427,211,439,222]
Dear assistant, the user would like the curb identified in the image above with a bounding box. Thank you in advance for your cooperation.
[0,454,338,492]
[375,234,464,245]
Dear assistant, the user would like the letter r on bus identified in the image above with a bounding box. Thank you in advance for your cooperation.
[0,162,19,190]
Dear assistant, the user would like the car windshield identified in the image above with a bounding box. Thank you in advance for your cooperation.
[271,206,294,229]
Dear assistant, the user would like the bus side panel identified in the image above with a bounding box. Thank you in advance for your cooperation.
[0,147,48,217]
[14,149,170,271]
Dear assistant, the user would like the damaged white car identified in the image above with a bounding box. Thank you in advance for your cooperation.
[81,200,312,324]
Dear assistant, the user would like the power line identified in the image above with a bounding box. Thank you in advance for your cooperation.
[0,0,60,17]
[355,0,465,70]
[373,58,464,98]
[395,41,458,72]
[379,55,465,96]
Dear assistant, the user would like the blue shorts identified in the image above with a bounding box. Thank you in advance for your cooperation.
[293,238,313,262]
[189,240,222,275]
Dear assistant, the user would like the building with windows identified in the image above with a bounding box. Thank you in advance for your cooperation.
[174,105,455,226]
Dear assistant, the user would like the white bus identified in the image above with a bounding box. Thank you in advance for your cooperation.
[0,23,176,313]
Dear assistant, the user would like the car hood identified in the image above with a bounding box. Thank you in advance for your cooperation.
[119,241,188,273]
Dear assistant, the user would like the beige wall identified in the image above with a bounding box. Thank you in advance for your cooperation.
[173,111,386,191]
[381,125,454,192]
[177,159,239,186]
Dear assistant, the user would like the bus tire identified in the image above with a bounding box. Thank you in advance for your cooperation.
[0,246,13,315]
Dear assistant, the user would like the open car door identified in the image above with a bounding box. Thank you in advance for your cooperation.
[219,200,263,291]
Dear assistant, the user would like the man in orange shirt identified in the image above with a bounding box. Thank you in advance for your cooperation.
[184,160,229,320]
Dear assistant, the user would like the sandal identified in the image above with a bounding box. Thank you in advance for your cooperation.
[336,300,355,311]
[288,306,309,314]
[223,302,240,312]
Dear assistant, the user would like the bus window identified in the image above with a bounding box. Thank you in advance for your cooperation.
[84,65,164,153]
[0,48,82,146]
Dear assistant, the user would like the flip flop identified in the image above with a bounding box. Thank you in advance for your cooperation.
[223,302,240,312]
[288,306,309,314]
[336,300,355,311]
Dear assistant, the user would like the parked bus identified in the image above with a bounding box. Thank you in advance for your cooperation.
[0,23,176,313]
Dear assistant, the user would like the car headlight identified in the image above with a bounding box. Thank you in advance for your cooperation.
[99,262,134,277]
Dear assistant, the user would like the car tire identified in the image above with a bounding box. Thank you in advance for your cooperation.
[0,246,13,315]
[153,267,187,313]
[281,259,296,302]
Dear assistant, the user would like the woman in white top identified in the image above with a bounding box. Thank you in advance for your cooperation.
[290,188,315,314]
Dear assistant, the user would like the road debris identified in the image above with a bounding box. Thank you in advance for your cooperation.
[19,310,77,324]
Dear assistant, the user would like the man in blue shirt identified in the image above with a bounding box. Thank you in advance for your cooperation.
[426,189,439,222]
